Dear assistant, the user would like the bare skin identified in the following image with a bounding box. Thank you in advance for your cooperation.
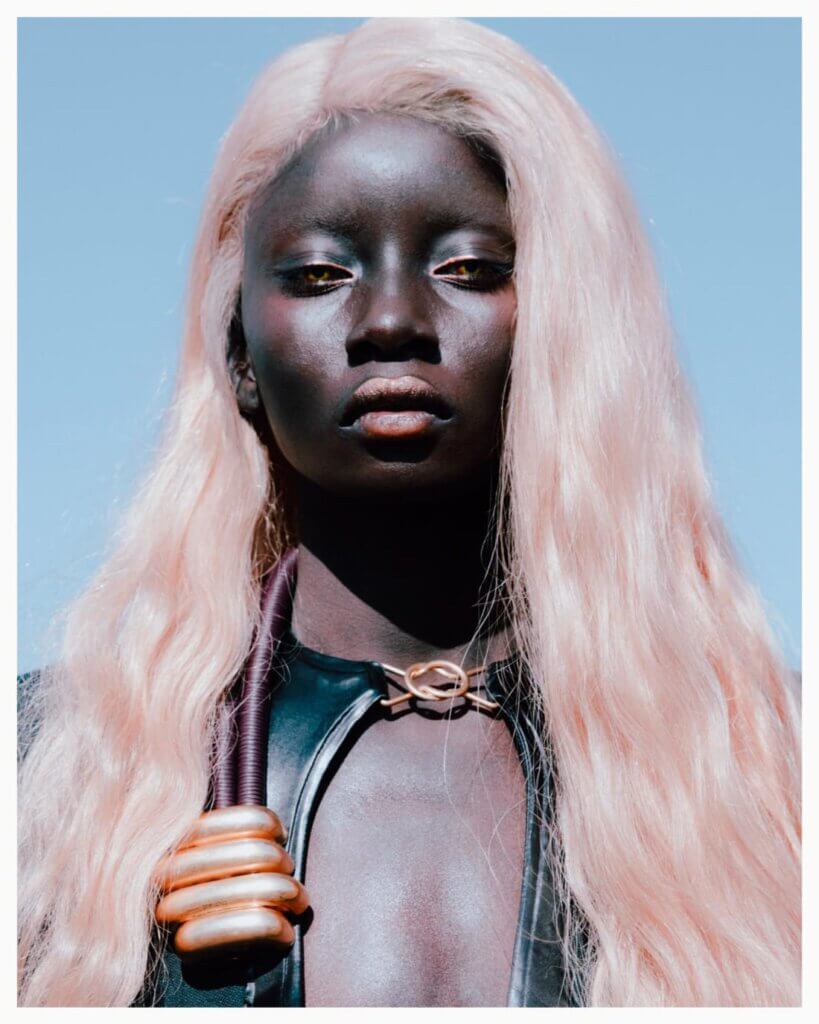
[231,112,525,1006]
[290,482,514,669]
[233,111,516,670]
[304,697,527,1006]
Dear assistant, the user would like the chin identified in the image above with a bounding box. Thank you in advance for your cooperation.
[316,460,497,504]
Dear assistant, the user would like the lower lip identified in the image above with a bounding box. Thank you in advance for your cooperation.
[355,410,438,439]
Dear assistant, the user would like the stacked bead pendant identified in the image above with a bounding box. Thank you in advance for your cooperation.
[155,805,309,960]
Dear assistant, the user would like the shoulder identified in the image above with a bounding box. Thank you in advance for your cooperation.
[17,668,43,763]
[18,667,41,702]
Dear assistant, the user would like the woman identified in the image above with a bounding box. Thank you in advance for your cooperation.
[17,18,801,1008]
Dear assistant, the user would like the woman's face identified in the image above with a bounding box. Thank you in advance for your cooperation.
[236,112,516,501]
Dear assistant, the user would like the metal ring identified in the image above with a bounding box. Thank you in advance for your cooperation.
[173,905,295,957]
[406,660,469,700]
[181,805,286,848]
[156,871,309,925]
[155,837,294,892]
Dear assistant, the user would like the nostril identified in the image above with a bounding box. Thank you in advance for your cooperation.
[346,334,441,367]
[344,290,440,365]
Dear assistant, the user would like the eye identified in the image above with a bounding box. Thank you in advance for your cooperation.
[278,263,354,296]
[432,258,513,290]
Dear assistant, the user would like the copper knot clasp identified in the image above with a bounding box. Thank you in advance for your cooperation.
[379,659,499,712]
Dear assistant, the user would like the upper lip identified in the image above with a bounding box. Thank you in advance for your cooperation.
[340,375,453,426]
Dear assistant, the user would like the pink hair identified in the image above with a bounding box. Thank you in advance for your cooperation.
[18,18,800,1006]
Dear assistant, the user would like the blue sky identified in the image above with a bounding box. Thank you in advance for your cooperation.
[18,17,801,671]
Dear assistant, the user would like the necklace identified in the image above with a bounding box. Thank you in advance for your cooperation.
[156,554,501,976]
[378,659,500,711]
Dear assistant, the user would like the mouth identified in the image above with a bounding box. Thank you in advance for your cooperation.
[340,375,453,440]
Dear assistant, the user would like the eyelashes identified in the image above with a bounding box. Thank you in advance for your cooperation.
[434,258,513,289]
[276,264,352,298]
[276,258,513,297]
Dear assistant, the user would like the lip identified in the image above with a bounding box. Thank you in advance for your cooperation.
[355,409,438,439]
[340,375,453,439]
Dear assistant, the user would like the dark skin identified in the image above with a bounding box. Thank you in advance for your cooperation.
[233,111,517,668]
[231,113,525,1006]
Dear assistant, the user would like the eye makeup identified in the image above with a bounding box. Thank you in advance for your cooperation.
[431,257,513,290]
[276,263,354,297]
[275,257,513,297]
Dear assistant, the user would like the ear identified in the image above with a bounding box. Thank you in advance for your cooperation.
[227,294,260,418]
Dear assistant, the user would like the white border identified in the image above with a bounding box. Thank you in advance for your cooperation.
[5,4,814,1019]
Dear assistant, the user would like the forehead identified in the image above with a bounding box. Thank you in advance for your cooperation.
[246,113,512,246]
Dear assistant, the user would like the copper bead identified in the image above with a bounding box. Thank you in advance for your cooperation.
[155,805,308,962]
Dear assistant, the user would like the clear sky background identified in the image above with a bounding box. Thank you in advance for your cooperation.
[18,17,801,673]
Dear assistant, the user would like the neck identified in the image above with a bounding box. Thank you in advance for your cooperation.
[289,471,511,668]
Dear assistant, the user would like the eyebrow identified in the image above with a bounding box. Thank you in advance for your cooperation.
[284,210,368,240]
[419,210,515,242]
[284,208,513,246]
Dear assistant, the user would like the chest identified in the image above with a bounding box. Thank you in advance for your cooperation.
[301,711,527,1006]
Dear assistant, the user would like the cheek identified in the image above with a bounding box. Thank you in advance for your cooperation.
[244,293,345,428]
[462,292,515,390]
[491,286,517,355]
[456,294,515,446]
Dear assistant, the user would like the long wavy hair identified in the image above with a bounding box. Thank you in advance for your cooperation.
[18,17,800,1007]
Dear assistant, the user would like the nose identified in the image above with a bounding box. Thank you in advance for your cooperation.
[344,263,439,365]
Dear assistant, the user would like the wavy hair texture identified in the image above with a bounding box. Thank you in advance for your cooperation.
[18,18,800,1006]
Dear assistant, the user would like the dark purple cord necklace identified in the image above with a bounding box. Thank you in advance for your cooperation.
[212,546,299,809]
[155,544,498,971]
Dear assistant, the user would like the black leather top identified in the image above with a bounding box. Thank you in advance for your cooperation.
[153,633,576,1008]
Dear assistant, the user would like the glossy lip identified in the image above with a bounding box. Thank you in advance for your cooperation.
[355,409,438,440]
[339,375,453,438]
